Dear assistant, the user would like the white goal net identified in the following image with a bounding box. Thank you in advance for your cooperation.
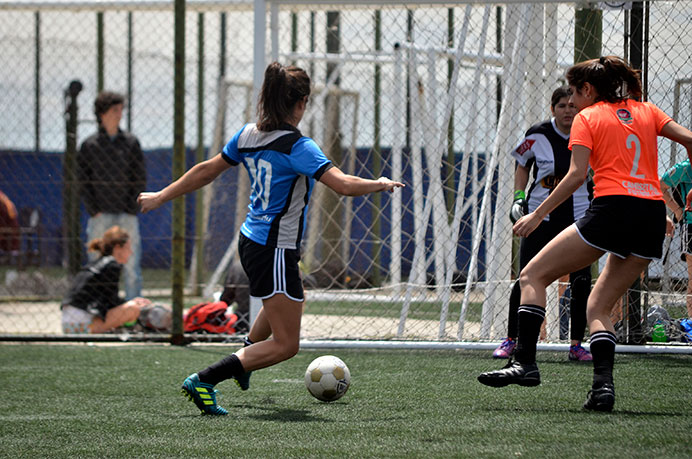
[1,0,691,347]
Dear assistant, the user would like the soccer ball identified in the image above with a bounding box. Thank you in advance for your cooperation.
[304,355,351,402]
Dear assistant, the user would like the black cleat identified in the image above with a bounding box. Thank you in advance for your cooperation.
[583,383,615,412]
[477,360,541,387]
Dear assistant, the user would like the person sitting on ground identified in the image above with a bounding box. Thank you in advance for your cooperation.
[61,225,151,334]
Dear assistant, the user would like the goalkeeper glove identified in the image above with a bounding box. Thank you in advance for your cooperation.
[509,190,528,224]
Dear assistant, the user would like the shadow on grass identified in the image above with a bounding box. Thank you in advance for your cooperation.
[173,403,329,423]
[245,405,329,423]
[483,404,688,417]
[586,409,690,417]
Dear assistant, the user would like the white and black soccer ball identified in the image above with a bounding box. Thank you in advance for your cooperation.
[304,355,351,402]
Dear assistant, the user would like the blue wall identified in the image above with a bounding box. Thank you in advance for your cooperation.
[0,147,491,280]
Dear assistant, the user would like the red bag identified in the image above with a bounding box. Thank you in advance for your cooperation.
[183,301,238,334]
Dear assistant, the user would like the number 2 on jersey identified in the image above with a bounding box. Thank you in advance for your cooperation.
[247,158,273,210]
[627,134,645,179]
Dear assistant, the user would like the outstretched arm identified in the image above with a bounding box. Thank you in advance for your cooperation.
[319,166,404,196]
[138,153,231,213]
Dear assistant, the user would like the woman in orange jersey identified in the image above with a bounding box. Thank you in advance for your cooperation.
[478,56,692,412]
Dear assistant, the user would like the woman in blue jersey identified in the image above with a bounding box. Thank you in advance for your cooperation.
[138,62,404,415]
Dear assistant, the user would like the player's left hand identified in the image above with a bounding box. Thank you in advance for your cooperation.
[512,211,542,238]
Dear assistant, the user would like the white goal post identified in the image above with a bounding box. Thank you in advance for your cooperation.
[182,0,692,349]
[196,2,587,344]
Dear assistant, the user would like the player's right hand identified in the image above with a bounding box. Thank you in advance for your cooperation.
[512,211,541,238]
[377,176,405,193]
[138,191,164,213]
[509,190,528,224]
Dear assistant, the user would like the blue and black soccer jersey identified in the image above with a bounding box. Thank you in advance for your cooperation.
[222,123,333,249]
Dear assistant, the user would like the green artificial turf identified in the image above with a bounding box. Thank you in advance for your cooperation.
[0,344,690,458]
[304,300,484,323]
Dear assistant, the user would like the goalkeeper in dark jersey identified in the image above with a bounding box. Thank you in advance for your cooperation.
[494,87,593,362]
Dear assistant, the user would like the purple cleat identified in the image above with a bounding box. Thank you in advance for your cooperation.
[492,338,516,359]
[569,344,593,361]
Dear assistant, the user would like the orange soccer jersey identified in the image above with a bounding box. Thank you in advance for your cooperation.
[569,100,672,200]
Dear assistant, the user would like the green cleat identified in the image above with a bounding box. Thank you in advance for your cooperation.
[181,373,228,416]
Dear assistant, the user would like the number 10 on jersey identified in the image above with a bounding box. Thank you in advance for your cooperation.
[247,158,273,210]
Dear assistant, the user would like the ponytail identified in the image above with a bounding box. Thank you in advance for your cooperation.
[566,55,642,103]
[257,62,311,131]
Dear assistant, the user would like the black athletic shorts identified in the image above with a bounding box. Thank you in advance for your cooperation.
[238,233,304,302]
[575,195,666,259]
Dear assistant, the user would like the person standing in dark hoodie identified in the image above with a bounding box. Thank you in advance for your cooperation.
[77,91,146,300]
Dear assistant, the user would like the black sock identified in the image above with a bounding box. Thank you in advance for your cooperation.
[514,304,545,364]
[243,336,253,347]
[568,270,590,342]
[507,281,521,339]
[590,330,616,388]
[198,354,245,386]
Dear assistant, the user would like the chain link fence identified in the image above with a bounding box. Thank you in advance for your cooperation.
[1,0,691,347]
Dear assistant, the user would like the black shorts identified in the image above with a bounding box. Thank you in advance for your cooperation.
[238,233,304,302]
[519,217,573,269]
[575,195,666,259]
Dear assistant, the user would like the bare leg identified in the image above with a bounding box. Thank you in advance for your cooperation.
[247,305,272,343]
[234,294,303,372]
[90,301,142,333]
[586,254,650,334]
[478,228,604,387]
[609,296,623,323]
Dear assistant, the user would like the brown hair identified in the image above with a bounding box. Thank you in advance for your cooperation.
[256,62,311,131]
[87,225,129,256]
[566,55,642,103]
[94,91,125,124]
[550,86,571,108]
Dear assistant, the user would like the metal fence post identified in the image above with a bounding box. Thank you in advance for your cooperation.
[63,80,83,276]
